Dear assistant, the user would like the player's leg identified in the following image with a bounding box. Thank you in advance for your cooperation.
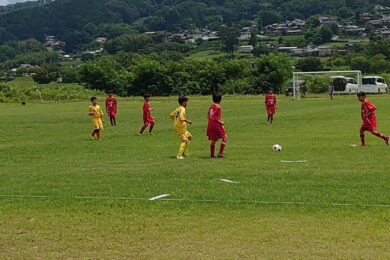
[148,122,155,134]
[184,133,192,155]
[210,141,216,158]
[91,129,98,138]
[371,130,389,144]
[139,123,148,135]
[218,137,227,158]
[360,128,366,146]
[96,130,101,140]
[177,141,187,159]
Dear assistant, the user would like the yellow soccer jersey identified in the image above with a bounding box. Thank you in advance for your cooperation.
[88,105,104,119]
[169,106,187,134]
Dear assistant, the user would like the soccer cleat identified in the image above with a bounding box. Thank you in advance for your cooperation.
[148,133,154,136]
[176,156,184,160]
[386,137,389,146]
[360,143,365,146]
[183,153,190,157]
[217,154,225,158]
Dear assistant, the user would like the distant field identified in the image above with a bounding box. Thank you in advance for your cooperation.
[1,77,104,102]
[1,95,390,258]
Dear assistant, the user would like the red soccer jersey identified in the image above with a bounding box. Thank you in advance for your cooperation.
[105,97,117,112]
[361,99,376,126]
[265,94,276,106]
[207,104,226,141]
[143,101,154,122]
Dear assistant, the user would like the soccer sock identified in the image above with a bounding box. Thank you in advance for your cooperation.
[178,142,186,157]
[270,115,274,123]
[267,115,270,123]
[96,130,101,140]
[113,116,116,126]
[91,129,98,137]
[149,123,155,133]
[139,126,147,134]
[110,116,114,126]
[210,141,216,157]
[360,133,365,145]
[372,131,387,140]
[219,141,226,155]
[184,140,191,153]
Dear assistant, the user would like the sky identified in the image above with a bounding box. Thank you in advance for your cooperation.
[0,0,37,6]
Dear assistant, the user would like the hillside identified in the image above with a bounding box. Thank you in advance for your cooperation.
[0,0,387,50]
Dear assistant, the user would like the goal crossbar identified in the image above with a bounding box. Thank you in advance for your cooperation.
[292,70,362,100]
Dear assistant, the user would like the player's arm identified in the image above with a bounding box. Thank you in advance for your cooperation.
[87,107,95,116]
[169,110,175,119]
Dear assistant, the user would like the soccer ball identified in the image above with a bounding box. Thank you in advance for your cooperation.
[272,144,282,152]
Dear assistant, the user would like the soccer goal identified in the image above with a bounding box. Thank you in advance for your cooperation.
[292,70,362,100]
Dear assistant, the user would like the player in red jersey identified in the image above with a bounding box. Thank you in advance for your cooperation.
[139,94,155,135]
[265,88,277,124]
[207,94,227,158]
[105,90,117,126]
[357,92,389,146]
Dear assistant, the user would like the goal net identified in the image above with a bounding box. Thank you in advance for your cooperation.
[292,70,362,100]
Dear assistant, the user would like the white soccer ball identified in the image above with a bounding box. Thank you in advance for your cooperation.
[272,144,282,152]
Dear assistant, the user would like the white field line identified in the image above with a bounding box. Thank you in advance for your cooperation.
[220,179,239,184]
[149,194,170,201]
[0,194,389,208]
[281,160,308,163]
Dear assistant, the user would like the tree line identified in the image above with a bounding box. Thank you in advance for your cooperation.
[0,0,386,51]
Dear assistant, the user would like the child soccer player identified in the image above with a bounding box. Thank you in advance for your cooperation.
[207,94,227,158]
[169,96,192,159]
[139,94,155,135]
[87,96,104,141]
[105,90,117,126]
[265,88,277,124]
[357,92,389,146]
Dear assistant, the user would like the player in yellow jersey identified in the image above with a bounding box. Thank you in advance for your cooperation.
[87,96,104,141]
[169,96,192,159]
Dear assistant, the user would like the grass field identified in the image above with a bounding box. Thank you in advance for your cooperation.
[1,94,390,258]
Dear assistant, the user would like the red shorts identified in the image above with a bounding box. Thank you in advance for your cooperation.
[360,123,376,132]
[143,118,155,126]
[267,106,275,115]
[108,110,116,117]
[207,125,227,141]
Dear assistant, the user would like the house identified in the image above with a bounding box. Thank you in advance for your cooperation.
[288,19,306,28]
[381,30,390,39]
[20,64,34,69]
[319,17,338,25]
[278,47,298,53]
[290,48,304,57]
[304,46,319,56]
[360,13,374,21]
[348,40,361,47]
[95,37,107,43]
[239,45,254,53]
[239,32,251,40]
[286,29,302,35]
[318,46,332,57]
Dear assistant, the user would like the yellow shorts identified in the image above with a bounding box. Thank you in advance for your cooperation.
[92,118,103,130]
[178,131,192,142]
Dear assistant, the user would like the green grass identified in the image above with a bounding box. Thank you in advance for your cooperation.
[1,95,390,258]
[1,77,104,102]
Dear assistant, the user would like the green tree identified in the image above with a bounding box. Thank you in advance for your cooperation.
[296,57,324,72]
[218,25,240,57]
[253,54,293,94]
[33,65,59,84]
[350,56,371,73]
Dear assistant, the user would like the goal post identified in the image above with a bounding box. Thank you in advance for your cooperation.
[292,70,362,100]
